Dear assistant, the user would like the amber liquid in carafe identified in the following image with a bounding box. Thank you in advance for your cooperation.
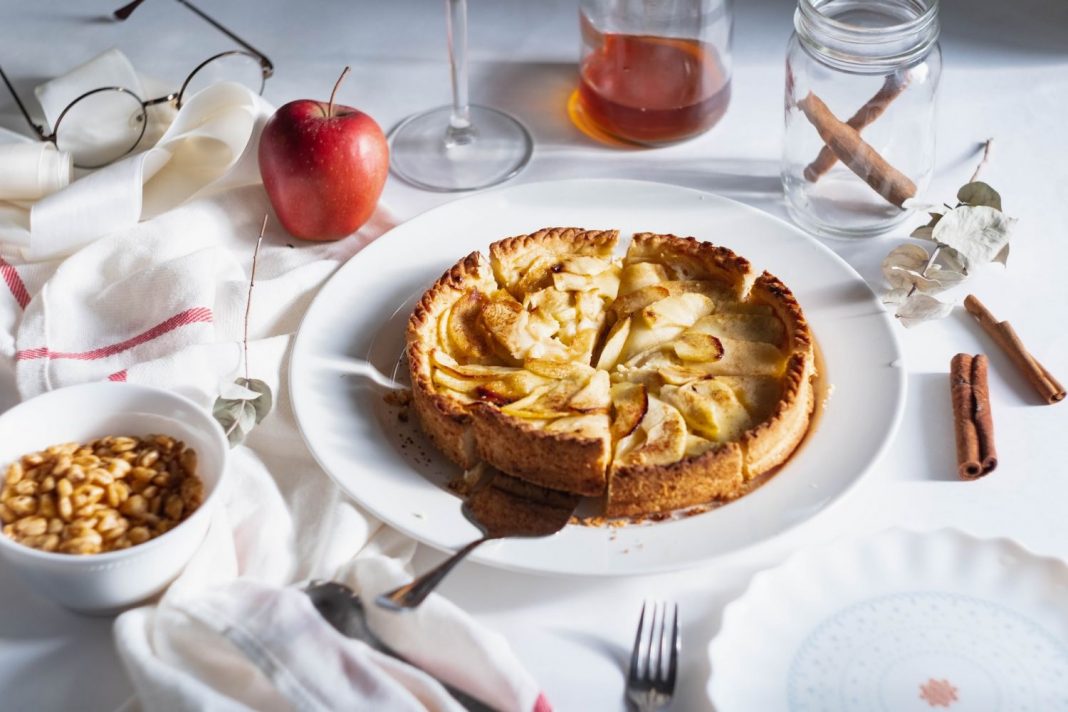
[578,15,731,144]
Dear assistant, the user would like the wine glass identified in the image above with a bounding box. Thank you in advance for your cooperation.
[388,0,533,192]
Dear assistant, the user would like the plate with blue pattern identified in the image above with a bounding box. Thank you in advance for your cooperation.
[709,529,1068,711]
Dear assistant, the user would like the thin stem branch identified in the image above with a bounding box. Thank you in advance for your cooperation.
[243,215,268,382]
[969,138,993,183]
[906,138,993,298]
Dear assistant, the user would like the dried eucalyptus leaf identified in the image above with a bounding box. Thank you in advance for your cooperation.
[909,211,944,240]
[922,264,967,291]
[213,397,240,421]
[937,246,968,275]
[895,293,954,327]
[888,266,965,295]
[882,244,930,289]
[220,381,261,401]
[212,403,245,447]
[237,400,257,433]
[235,377,273,424]
[883,288,911,306]
[957,181,1002,211]
[931,205,1015,271]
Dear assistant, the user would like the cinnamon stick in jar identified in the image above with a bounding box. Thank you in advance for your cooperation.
[797,91,917,208]
[803,74,908,182]
[963,295,1065,405]
[950,353,997,480]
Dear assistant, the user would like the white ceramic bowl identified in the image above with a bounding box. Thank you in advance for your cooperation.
[0,383,229,614]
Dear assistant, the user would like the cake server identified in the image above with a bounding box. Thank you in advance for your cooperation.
[376,467,580,610]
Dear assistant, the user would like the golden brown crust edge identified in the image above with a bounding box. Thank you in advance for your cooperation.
[490,227,619,294]
[470,404,609,496]
[741,272,817,476]
[407,252,497,470]
[606,443,745,517]
[491,227,619,265]
[628,232,755,298]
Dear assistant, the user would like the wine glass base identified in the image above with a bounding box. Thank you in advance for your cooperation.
[388,105,533,192]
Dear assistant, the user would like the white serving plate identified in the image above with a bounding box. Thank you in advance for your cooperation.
[708,528,1068,711]
[289,179,905,576]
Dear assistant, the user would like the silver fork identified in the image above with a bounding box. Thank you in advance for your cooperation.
[626,600,679,712]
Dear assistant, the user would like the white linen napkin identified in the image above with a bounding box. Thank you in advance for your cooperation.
[0,142,71,202]
[34,48,145,130]
[0,49,265,259]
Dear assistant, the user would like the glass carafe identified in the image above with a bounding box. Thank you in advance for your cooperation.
[574,0,733,146]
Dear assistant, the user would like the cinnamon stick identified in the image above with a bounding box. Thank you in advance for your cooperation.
[803,74,908,182]
[970,355,997,474]
[950,354,983,479]
[963,295,1065,405]
[798,92,917,208]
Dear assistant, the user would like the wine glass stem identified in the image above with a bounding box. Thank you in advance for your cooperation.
[445,0,475,146]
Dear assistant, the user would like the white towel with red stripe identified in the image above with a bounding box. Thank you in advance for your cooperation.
[0,67,551,712]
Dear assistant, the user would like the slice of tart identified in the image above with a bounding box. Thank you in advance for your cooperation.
[408,228,620,495]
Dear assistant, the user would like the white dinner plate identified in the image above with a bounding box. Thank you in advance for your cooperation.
[289,179,905,576]
[708,528,1068,711]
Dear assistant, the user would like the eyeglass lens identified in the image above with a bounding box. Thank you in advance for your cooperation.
[178,51,265,107]
[52,51,265,168]
[55,88,147,169]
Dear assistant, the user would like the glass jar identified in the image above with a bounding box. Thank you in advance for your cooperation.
[782,0,941,237]
[572,0,733,146]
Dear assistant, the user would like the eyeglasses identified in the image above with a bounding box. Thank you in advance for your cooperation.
[0,0,273,169]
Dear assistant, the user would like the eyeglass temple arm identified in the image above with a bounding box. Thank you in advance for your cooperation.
[0,65,49,139]
[113,0,274,77]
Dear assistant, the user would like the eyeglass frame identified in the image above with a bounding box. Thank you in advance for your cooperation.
[0,0,273,167]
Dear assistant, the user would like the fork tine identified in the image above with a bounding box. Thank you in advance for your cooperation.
[629,600,648,684]
[645,600,658,684]
[666,602,680,691]
[657,601,670,683]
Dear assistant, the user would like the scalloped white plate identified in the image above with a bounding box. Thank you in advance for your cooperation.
[709,528,1068,711]
[289,179,905,576]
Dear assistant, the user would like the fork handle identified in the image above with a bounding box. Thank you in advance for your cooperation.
[375,536,492,610]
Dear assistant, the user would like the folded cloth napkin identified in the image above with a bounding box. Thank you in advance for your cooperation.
[0,49,262,259]
[0,143,71,202]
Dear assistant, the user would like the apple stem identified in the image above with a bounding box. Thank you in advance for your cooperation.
[328,66,351,118]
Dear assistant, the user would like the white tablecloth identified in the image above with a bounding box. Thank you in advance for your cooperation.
[1,1,1066,709]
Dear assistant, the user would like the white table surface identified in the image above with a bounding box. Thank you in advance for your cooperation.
[1,1,1067,710]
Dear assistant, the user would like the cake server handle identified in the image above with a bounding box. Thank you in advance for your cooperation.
[375,535,495,611]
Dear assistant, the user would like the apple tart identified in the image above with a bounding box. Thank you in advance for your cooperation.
[407,228,816,518]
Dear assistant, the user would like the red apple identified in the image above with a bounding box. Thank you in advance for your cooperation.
[258,68,388,241]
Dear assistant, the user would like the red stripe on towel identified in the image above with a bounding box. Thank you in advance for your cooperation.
[15,307,213,361]
[107,369,128,382]
[0,257,31,309]
[533,693,553,712]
